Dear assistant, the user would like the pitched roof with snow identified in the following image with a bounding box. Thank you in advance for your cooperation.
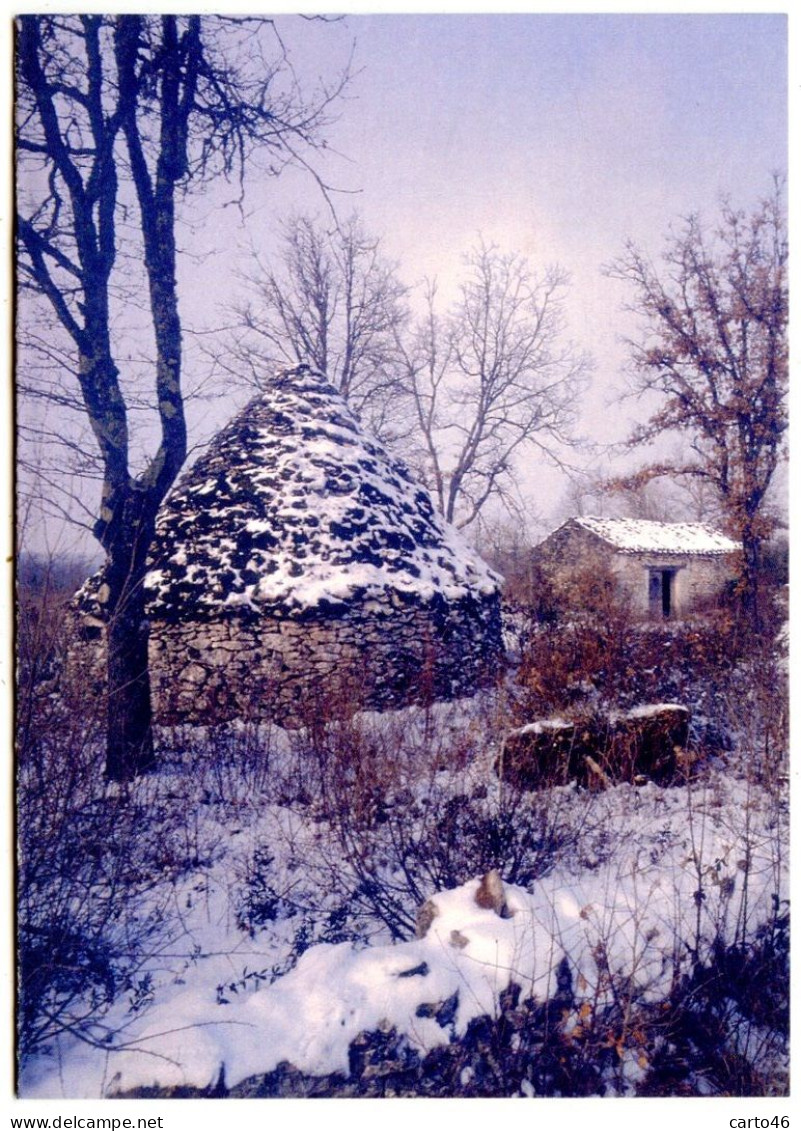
[568,516,741,556]
[144,365,500,619]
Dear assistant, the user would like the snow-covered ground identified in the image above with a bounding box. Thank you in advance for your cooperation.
[19,696,788,1100]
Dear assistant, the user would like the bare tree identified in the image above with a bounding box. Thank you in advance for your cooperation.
[219,212,410,441]
[399,241,591,529]
[16,15,348,779]
[563,464,691,523]
[605,182,788,624]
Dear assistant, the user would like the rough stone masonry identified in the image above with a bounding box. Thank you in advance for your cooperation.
[76,365,505,725]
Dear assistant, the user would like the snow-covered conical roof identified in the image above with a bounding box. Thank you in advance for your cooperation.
[145,365,500,620]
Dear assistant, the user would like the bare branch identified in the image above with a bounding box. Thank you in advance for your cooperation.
[400,240,591,527]
[604,181,788,623]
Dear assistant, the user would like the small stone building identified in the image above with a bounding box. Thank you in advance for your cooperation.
[82,365,503,724]
[532,516,741,619]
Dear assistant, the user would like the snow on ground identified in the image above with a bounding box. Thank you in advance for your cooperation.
[19,700,787,1099]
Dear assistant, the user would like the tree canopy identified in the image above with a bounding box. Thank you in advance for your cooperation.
[606,182,788,622]
[223,213,410,442]
[399,241,590,529]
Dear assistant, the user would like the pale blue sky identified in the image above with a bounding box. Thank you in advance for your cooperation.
[330,13,786,248]
[227,13,787,255]
[12,10,790,551]
[179,12,787,528]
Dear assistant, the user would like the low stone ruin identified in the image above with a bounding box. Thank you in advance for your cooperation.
[498,704,691,790]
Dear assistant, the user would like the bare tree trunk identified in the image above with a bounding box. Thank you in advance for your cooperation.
[740,522,762,634]
[106,573,154,780]
[17,14,350,779]
[99,488,159,781]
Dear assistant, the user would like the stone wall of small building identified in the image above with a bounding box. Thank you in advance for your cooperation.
[611,552,735,617]
[533,524,603,576]
[532,524,617,603]
[148,590,504,725]
[533,524,737,619]
[679,554,738,611]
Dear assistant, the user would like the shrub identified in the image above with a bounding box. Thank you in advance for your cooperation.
[637,912,790,1097]
[17,750,180,1057]
[516,614,744,720]
[16,572,189,1061]
[238,693,601,945]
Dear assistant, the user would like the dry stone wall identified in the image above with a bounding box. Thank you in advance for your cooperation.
[150,590,503,725]
[612,553,734,617]
[533,520,738,619]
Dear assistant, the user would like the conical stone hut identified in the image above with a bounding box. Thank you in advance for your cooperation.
[137,365,503,724]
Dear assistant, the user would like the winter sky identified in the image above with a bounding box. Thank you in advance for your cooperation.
[7,6,791,552]
[240,10,788,286]
[174,8,791,533]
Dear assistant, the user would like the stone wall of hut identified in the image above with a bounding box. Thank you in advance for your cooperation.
[533,524,737,619]
[612,552,736,617]
[148,589,503,725]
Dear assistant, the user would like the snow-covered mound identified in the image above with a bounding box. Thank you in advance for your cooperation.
[19,762,787,1099]
[145,364,500,619]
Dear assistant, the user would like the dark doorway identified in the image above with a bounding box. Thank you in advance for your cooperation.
[661,570,673,617]
[649,569,675,618]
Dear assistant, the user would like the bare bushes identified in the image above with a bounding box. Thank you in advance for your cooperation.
[17,560,98,766]
[725,631,789,789]
[452,911,787,1097]
[157,716,278,808]
[637,915,789,1096]
[302,779,591,942]
[17,572,194,1061]
[233,690,600,949]
[517,609,746,731]
[18,780,179,1058]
